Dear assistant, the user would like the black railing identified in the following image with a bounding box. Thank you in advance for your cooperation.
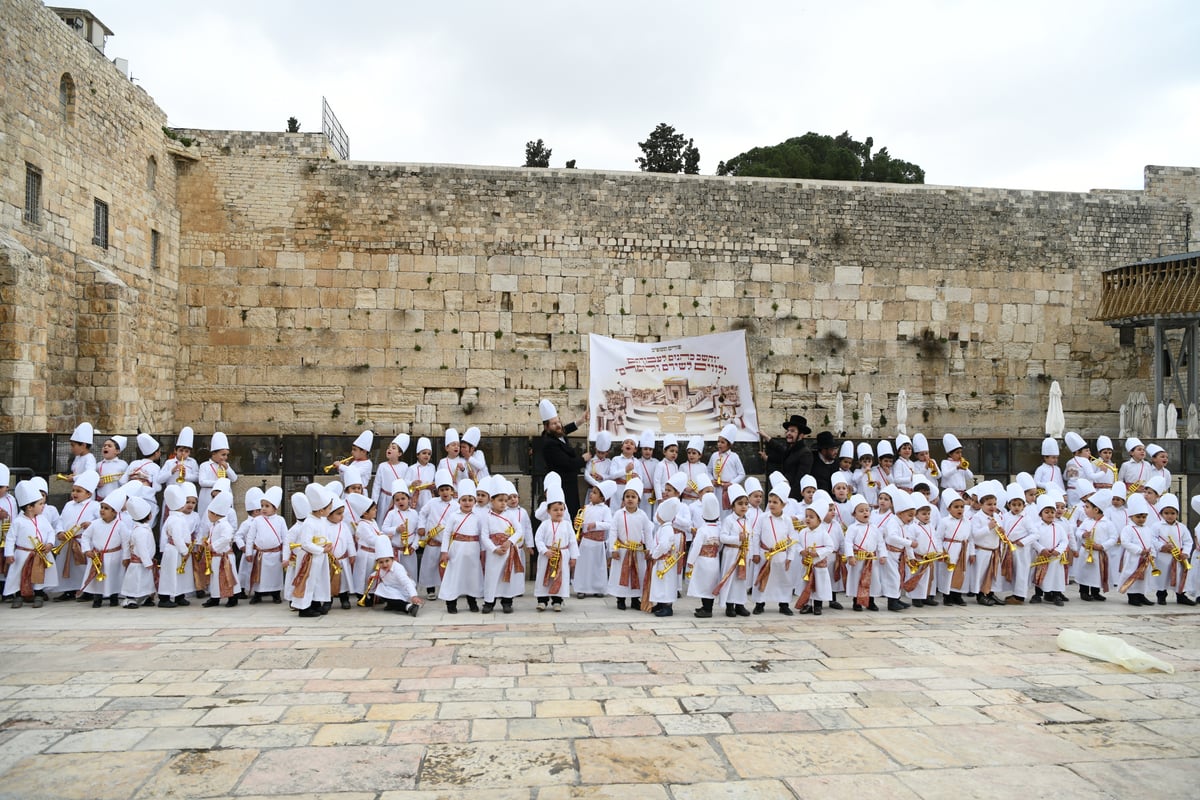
[321,96,349,160]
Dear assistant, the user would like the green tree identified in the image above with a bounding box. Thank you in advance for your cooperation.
[524,138,552,168]
[637,123,700,174]
[717,131,923,183]
[286,117,301,133]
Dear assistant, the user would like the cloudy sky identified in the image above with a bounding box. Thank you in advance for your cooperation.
[92,0,1197,192]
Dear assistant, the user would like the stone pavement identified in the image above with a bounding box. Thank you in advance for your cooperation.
[0,596,1197,800]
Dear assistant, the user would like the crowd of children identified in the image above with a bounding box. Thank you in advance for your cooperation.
[1,413,1197,618]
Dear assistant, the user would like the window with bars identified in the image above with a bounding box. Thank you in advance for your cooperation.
[93,199,109,248]
[24,163,42,225]
[151,229,161,269]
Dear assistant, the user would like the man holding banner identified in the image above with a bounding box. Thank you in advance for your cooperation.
[760,415,813,500]
[538,400,591,517]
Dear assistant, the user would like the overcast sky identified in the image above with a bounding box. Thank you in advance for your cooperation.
[91,0,1198,192]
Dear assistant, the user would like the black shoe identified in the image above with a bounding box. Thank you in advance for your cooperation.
[852,602,863,612]
[617,598,627,610]
[977,594,994,606]
[752,603,765,615]
[1052,594,1064,607]
[467,598,480,612]
[725,605,737,617]
[813,602,822,616]
[735,605,750,617]
[1092,589,1106,602]
[158,599,177,608]
[1177,594,1197,606]
[778,604,794,616]
[226,597,239,607]
[175,596,191,607]
[340,596,352,610]
[987,594,1002,606]
[653,605,673,617]
[407,604,420,617]
[298,607,321,617]
[203,598,220,608]
[124,602,139,609]
[1157,591,1168,606]
[481,602,495,614]
[195,590,207,599]
[108,596,119,607]
[925,597,939,606]
[249,593,262,605]
[827,600,843,610]
[55,592,76,602]
[235,591,247,600]
[912,599,925,608]
[1080,588,1093,601]
[867,600,880,611]
[799,604,813,614]
[887,598,905,612]
[142,597,155,606]
[92,597,103,608]
[694,608,712,618]
[1029,595,1042,604]
[501,602,513,614]
[272,592,282,604]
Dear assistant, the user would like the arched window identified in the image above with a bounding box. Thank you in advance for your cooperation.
[59,73,75,125]
[147,155,157,191]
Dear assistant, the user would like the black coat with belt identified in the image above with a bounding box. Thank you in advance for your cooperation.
[540,422,586,515]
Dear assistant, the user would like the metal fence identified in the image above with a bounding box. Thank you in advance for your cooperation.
[321,96,349,160]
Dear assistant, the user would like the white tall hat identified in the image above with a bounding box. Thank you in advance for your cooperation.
[444,428,460,446]
[1041,437,1059,457]
[1006,482,1025,502]
[655,497,680,524]
[694,473,713,491]
[807,498,831,520]
[456,479,476,497]
[912,476,939,502]
[70,422,94,445]
[625,478,644,497]
[164,485,188,512]
[1145,476,1168,495]
[799,475,818,491]
[290,492,311,520]
[1125,437,1144,453]
[768,483,791,500]
[463,427,481,447]
[743,477,763,495]
[346,493,375,518]
[475,476,493,496]
[701,492,721,521]
[435,468,454,488]
[496,479,516,497]
[264,486,283,508]
[0,463,8,485]
[686,436,704,453]
[1146,443,1165,458]
[941,489,962,507]
[598,480,618,501]
[137,433,160,456]
[638,430,656,449]
[108,435,128,453]
[102,486,129,512]
[391,480,411,496]
[328,496,346,514]
[304,482,330,511]
[125,496,152,522]
[353,430,374,451]
[912,433,929,452]
[667,473,689,495]
[208,492,234,517]
[210,431,230,451]
[212,477,232,495]
[1157,493,1180,512]
[244,487,264,513]
[176,426,195,449]
[14,480,40,507]
[876,440,894,458]
[538,399,558,422]
[73,470,100,494]
[546,486,566,506]
[1064,432,1087,453]
[911,495,932,512]
[1090,489,1114,511]
[392,433,411,453]
[341,470,364,488]
[726,484,747,505]
[890,492,912,514]
[662,434,679,449]
[831,471,853,488]
[1095,435,1113,451]
[543,472,562,491]
[719,424,739,443]
[895,434,912,450]
[1191,494,1200,516]
[1016,472,1037,492]
[838,441,855,460]
[942,433,962,452]
[1075,479,1095,498]
[1125,494,1152,516]
[30,476,48,495]
[416,437,433,454]
[848,493,870,510]
[182,481,198,499]
[768,471,788,489]
[326,480,344,498]
[856,442,873,459]
[595,431,612,452]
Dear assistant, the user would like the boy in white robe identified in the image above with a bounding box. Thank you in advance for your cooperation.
[197,432,237,518]
[1154,494,1195,606]
[382,482,421,581]
[418,469,456,597]
[202,492,240,607]
[751,485,796,616]
[291,484,332,618]
[644,497,683,616]
[96,435,128,502]
[53,470,100,600]
[372,434,411,512]
[4,482,56,607]
[480,479,525,613]
[247,487,287,604]
[686,493,724,617]
[608,481,652,610]
[120,497,157,608]
[794,498,835,615]
[438,480,483,613]
[575,480,615,597]
[843,494,882,611]
[157,485,194,607]
[369,552,423,616]
[80,487,128,607]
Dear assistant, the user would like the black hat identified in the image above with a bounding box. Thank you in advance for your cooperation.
[814,431,837,449]
[783,414,812,434]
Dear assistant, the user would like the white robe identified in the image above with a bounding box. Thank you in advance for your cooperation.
[53,498,99,593]
[793,525,833,603]
[481,510,525,602]
[80,516,126,596]
[716,514,755,606]
[207,519,240,599]
[3,515,57,595]
[534,519,579,600]
[120,523,157,599]
[247,514,287,593]
[751,513,795,604]
[438,511,483,601]
[574,503,612,594]
[685,520,723,600]
[158,514,194,598]
[606,508,652,599]
[290,516,331,610]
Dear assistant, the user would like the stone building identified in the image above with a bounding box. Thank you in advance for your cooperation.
[3,0,1199,447]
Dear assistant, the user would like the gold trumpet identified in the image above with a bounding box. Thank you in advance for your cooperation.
[358,572,379,606]
[52,526,81,556]
[994,522,1017,552]
[55,473,74,482]
[1084,534,1095,564]
[176,461,187,483]
[177,548,190,574]
[30,537,53,569]
[655,550,682,579]
[573,508,585,542]
[89,552,106,582]
[1149,552,1162,577]
[1171,544,1192,570]
[1063,505,1076,520]
[204,542,213,576]
[801,551,815,581]
[323,455,353,474]
[960,458,970,471]
[1090,457,1118,478]
[313,537,342,574]
[1126,482,1143,498]
[927,459,940,478]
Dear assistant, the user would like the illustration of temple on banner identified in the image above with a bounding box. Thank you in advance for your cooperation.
[588,332,760,442]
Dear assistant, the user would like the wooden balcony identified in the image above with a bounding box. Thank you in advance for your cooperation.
[1096,251,1200,325]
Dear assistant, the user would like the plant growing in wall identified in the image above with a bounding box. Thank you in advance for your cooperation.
[286,117,301,133]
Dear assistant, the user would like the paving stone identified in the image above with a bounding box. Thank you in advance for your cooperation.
[1068,757,1200,796]
[670,780,794,800]
[786,774,922,800]
[135,749,258,799]
[387,720,471,745]
[720,730,895,778]
[219,722,320,749]
[197,705,286,727]
[656,713,733,735]
[0,751,169,800]
[47,727,151,753]
[576,736,729,784]
[861,723,1093,769]
[310,721,392,746]
[419,741,576,788]
[238,745,423,794]
[537,787,670,800]
[896,764,1104,800]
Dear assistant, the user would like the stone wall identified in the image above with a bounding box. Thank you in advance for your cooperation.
[0,0,181,434]
[173,129,1196,439]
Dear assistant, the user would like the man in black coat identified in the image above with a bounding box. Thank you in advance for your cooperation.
[759,414,814,501]
[809,431,841,493]
[537,400,591,517]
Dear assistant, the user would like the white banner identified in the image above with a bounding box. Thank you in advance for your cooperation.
[588,331,760,442]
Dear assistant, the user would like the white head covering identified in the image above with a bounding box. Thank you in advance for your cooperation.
[912,433,929,453]
[29,476,47,495]
[1005,483,1025,503]
[390,480,411,497]
[625,478,644,498]
[655,497,680,524]
[210,431,230,451]
[444,428,460,447]
[290,492,311,520]
[942,433,962,453]
[137,433,159,456]
[70,422,94,446]
[701,492,721,522]
[1145,476,1168,495]
[856,442,873,459]
[353,430,374,451]
[102,486,129,512]
[1125,437,1144,453]
[848,493,870,510]
[1089,489,1114,511]
[727,484,748,505]
[768,483,791,501]
[475,476,493,496]
[543,472,562,492]
[391,433,411,453]
[125,496,152,522]
[304,483,331,512]
[326,480,344,498]
[890,492,912,514]
[1064,432,1087,453]
[0,463,8,486]
[346,493,375,518]
[342,471,364,489]
[830,471,853,488]
[434,469,454,488]
[108,435,128,453]
[838,441,855,460]
[719,424,739,443]
[621,431,638,446]
[876,440,895,458]
[495,479,517,497]
[1111,481,1127,497]
[662,434,679,450]
[1074,479,1095,499]
[806,497,831,520]
[693,473,713,492]
[546,486,566,506]
[1041,437,1059,457]
[1015,472,1036,492]
[667,473,689,495]
[1096,435,1114,452]
[264,486,283,509]
[1157,493,1180,512]
[911,495,932,513]
[941,489,963,507]
[638,430,656,450]
[208,492,234,517]
[686,436,704,454]
[73,470,100,494]
[327,496,346,514]
[416,437,433,454]
[244,487,265,513]
[164,485,188,512]
[176,426,195,449]
[912,476,939,502]
[14,481,40,507]
[538,399,558,422]
[1125,495,1152,517]
[597,480,618,501]
[799,475,818,491]
[212,477,232,496]
[182,481,198,500]
[463,427,481,447]
[743,477,763,495]
[895,434,912,450]
[1146,443,1164,458]
[595,431,612,452]
[457,479,476,497]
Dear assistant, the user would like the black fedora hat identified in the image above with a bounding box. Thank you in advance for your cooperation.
[783,414,812,434]
[814,431,837,449]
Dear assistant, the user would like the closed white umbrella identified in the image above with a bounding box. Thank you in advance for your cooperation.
[1045,381,1065,438]
[896,390,908,436]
